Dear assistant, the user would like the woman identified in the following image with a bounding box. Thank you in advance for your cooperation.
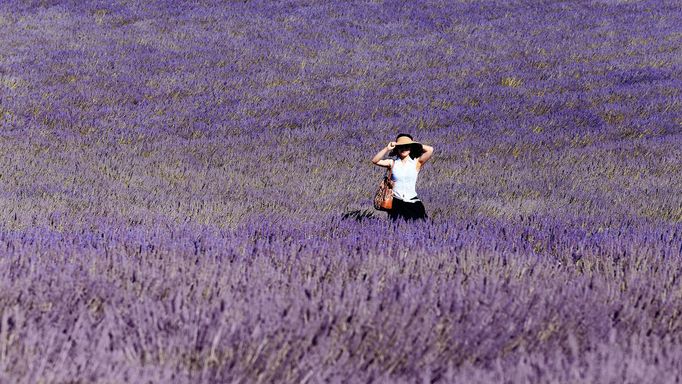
[371,133,434,221]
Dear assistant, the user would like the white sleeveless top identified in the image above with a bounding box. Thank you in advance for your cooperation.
[391,157,420,203]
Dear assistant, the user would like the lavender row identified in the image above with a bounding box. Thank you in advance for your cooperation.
[0,218,681,382]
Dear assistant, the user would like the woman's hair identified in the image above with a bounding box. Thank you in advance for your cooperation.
[389,133,425,159]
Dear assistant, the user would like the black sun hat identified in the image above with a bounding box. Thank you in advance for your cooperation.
[394,135,422,150]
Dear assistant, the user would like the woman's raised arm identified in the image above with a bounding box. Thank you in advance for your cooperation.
[417,145,434,165]
[371,142,396,168]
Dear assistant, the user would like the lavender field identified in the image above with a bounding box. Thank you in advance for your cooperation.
[1,0,681,382]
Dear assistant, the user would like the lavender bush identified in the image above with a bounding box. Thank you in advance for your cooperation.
[0,0,681,382]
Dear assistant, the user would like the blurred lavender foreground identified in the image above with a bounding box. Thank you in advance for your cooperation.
[1,0,681,382]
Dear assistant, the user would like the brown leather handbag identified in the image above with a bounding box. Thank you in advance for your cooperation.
[373,161,394,211]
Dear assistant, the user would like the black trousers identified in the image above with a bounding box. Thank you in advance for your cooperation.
[388,198,428,222]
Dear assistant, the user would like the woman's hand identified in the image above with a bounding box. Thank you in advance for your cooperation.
[387,142,396,150]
